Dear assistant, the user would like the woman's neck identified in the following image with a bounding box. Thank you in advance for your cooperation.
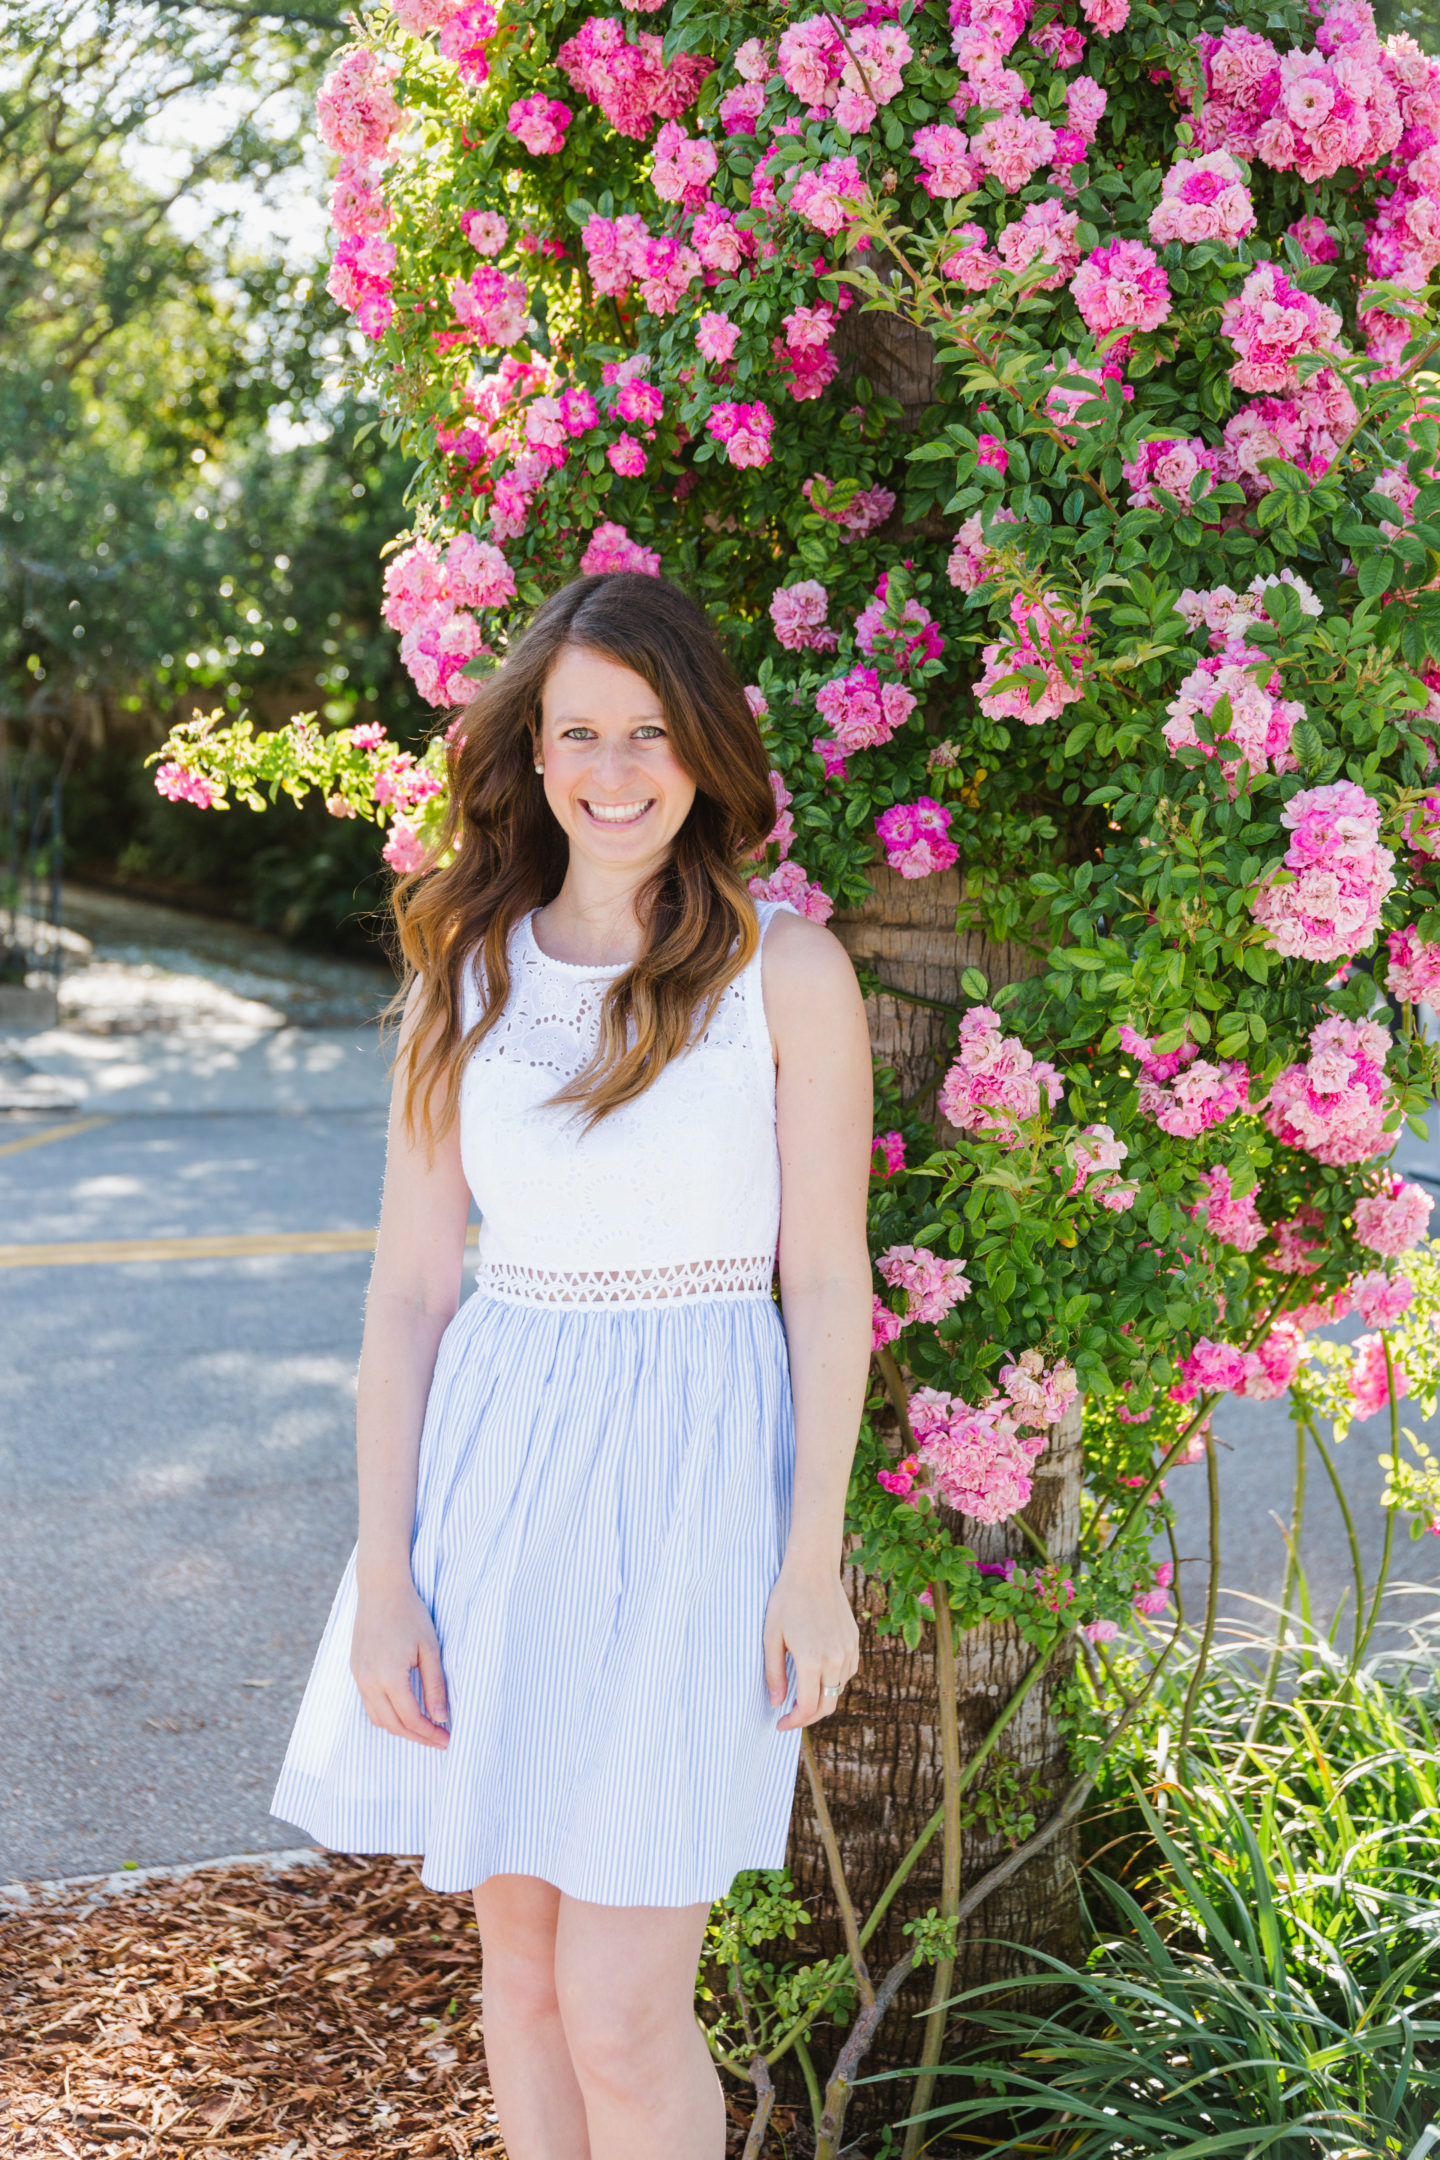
[534,863,654,967]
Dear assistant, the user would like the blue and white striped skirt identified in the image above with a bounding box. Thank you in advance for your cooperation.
[270,1288,802,1905]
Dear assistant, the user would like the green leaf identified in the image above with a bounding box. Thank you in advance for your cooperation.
[960,967,989,999]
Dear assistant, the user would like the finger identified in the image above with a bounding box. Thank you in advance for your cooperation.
[383,1673,448,1748]
[763,1622,788,1709]
[778,1661,821,1732]
[415,1635,450,1734]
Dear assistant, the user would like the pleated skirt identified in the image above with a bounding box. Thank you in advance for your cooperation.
[270,1287,802,1905]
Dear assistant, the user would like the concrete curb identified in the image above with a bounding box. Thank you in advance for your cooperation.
[0,1844,331,1911]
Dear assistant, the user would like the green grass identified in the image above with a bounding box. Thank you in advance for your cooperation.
[879,1612,1440,2157]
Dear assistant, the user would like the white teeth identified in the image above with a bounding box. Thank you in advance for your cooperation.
[585,800,651,824]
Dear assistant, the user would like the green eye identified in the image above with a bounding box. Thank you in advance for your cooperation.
[634,724,665,739]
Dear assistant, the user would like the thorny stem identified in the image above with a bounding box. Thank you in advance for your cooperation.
[739,2053,775,2160]
[801,1731,875,2008]
[1309,1418,1369,1669]
[1357,1333,1403,1665]
[874,1343,917,1450]
[1246,1407,1309,1747]
[901,1587,965,2160]
[1178,1425,1222,1755]
[793,2030,824,2135]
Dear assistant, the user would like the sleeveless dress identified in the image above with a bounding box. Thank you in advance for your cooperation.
[270,899,802,1905]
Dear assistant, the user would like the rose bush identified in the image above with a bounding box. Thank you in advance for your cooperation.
[151,0,1440,2142]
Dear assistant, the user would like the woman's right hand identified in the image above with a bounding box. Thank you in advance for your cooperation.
[350,1576,450,1748]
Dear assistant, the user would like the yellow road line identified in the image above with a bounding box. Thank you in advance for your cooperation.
[0,1116,112,1159]
[0,1225,481,1270]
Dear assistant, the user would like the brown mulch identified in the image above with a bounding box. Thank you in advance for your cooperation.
[0,1854,808,2159]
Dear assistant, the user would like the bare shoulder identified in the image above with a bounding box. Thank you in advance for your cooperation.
[759,908,866,1037]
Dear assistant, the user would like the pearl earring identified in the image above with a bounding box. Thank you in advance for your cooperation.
[534,761,544,774]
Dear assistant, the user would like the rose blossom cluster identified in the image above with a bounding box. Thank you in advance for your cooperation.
[650,120,718,204]
[875,798,959,879]
[578,520,661,576]
[802,475,895,540]
[450,263,530,346]
[1064,1123,1137,1210]
[996,199,1082,289]
[1250,781,1396,962]
[871,1243,972,1349]
[776,12,912,134]
[317,48,403,160]
[1352,1271,1413,1327]
[438,1,500,86]
[1190,1164,1267,1251]
[937,1006,1063,1144]
[747,858,834,923]
[772,302,839,402]
[1148,151,1256,247]
[1122,437,1219,512]
[1194,16,1402,182]
[154,762,222,810]
[946,506,1019,592]
[382,532,516,705]
[1353,1172,1434,1255]
[1119,1025,1251,1139]
[507,95,572,155]
[1041,355,1132,439]
[855,575,944,670]
[1176,570,1323,647]
[1236,1321,1308,1401]
[878,1353,1077,1525]
[1070,239,1172,342]
[327,230,397,340]
[788,156,867,234]
[1349,1331,1410,1421]
[1220,371,1359,492]
[1262,1013,1395,1165]
[1219,261,1344,393]
[1386,925,1440,1007]
[707,399,774,467]
[975,593,1089,726]
[769,580,836,653]
[815,666,916,752]
[1162,648,1306,788]
[555,17,710,140]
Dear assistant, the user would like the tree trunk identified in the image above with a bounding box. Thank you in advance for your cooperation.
[775,869,1084,2138]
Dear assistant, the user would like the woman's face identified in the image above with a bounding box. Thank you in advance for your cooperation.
[537,644,697,874]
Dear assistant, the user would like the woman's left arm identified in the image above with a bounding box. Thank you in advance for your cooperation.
[762,910,875,1731]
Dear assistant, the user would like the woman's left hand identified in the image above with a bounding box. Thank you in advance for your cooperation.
[764,1562,861,1730]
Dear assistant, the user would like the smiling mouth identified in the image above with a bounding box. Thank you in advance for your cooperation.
[582,799,655,827]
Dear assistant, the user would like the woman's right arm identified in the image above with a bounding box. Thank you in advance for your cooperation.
[350,982,472,1750]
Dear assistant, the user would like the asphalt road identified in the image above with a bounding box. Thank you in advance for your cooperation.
[0,1108,391,1882]
[2,890,1439,1883]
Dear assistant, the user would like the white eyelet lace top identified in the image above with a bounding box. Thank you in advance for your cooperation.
[457,900,790,1307]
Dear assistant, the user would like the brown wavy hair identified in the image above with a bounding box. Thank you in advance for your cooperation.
[390,570,778,1139]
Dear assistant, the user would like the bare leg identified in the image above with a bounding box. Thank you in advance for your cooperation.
[471,1875,591,2160]
[554,1895,723,2160]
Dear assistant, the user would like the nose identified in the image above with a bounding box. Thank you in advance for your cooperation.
[588,738,639,791]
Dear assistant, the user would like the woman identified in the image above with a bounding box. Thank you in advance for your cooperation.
[271,571,873,2159]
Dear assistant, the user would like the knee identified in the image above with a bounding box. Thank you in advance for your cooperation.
[473,1884,562,2026]
[558,1985,673,2102]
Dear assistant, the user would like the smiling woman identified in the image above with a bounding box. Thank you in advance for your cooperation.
[269,569,875,2160]
[390,572,781,1137]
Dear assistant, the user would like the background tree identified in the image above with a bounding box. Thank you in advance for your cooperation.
[1,1,433,941]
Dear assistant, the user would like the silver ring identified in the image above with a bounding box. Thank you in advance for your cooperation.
[823,1684,844,1698]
